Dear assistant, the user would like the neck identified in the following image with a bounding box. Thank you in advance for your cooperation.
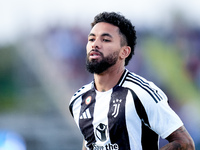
[94,65,125,92]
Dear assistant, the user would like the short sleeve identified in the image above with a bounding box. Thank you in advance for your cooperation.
[145,98,183,139]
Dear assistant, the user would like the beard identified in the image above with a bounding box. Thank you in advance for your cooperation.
[86,50,119,74]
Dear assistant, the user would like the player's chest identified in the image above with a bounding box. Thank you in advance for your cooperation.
[79,87,130,127]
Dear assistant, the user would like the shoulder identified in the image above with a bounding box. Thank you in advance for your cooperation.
[69,81,93,116]
[123,71,168,103]
[125,71,156,88]
[72,82,93,98]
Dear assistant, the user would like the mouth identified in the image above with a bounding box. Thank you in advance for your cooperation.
[89,50,102,59]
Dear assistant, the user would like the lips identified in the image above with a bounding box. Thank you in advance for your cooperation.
[89,50,102,59]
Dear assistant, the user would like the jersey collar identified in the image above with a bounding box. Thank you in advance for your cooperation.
[91,68,129,90]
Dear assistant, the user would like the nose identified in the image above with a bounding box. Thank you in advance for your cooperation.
[91,39,101,49]
[92,45,99,49]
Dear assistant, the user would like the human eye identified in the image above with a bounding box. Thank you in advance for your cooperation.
[103,39,111,42]
[88,37,95,42]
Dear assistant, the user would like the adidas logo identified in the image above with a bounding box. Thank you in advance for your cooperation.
[80,108,91,119]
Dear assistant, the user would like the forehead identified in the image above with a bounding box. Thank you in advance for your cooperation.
[89,22,120,36]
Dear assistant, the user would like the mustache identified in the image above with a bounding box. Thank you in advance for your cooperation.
[89,49,103,56]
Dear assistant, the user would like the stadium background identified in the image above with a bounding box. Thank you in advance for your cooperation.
[0,0,200,149]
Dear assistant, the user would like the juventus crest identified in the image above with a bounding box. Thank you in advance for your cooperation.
[112,99,122,118]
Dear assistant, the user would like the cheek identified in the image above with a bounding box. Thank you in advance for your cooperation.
[86,43,90,54]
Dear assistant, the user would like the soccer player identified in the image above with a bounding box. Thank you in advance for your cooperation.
[69,12,195,150]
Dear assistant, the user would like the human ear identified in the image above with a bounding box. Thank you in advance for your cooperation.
[120,46,131,59]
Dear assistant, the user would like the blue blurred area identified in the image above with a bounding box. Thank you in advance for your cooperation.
[0,15,200,150]
[0,130,26,150]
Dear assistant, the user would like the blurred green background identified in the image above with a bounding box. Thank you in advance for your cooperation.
[0,0,200,150]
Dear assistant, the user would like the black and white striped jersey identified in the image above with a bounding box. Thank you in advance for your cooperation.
[69,69,183,150]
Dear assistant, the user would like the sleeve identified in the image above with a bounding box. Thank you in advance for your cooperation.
[139,82,183,139]
[148,100,183,139]
[68,89,83,128]
[69,82,92,117]
[69,91,83,117]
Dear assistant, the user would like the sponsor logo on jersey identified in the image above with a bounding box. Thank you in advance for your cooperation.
[95,123,108,142]
[93,123,119,150]
[111,99,122,118]
[92,143,119,150]
[80,108,91,119]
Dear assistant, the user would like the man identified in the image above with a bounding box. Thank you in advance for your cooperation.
[69,12,195,150]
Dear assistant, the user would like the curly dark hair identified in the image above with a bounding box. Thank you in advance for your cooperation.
[91,12,137,66]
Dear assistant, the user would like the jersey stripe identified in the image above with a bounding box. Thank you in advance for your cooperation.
[130,89,159,150]
[128,72,163,101]
[117,69,129,86]
[130,89,150,126]
[79,89,96,149]
[69,94,82,117]
[126,73,162,103]
[108,86,130,149]
[141,123,159,150]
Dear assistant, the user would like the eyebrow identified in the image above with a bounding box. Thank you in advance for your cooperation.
[88,33,113,38]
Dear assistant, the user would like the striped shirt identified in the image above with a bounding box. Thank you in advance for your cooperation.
[69,69,183,150]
